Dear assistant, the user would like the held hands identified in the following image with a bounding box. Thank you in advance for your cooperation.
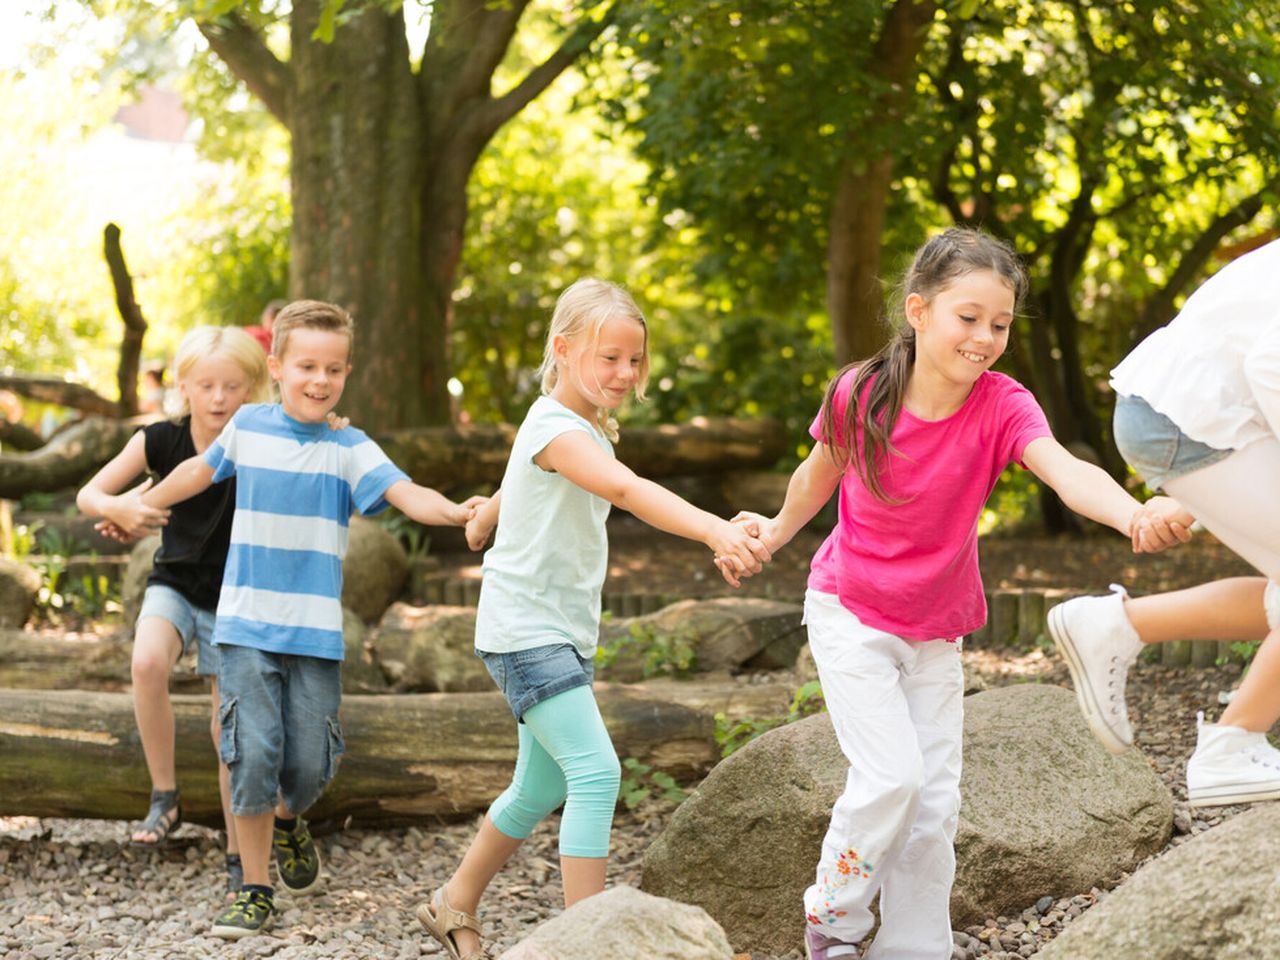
[100,477,170,540]
[707,518,772,588]
[452,495,489,529]
[465,510,496,551]
[1128,496,1196,553]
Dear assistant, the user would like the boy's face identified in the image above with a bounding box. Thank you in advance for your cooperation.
[268,328,352,423]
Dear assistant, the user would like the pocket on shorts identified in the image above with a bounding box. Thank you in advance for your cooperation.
[218,697,239,766]
[323,714,345,782]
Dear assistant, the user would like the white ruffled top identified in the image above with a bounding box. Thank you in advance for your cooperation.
[1110,238,1280,451]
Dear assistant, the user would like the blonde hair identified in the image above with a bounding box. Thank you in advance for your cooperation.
[165,326,270,419]
[537,278,650,442]
[271,299,355,362]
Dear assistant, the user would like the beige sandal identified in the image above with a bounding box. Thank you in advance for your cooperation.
[416,886,485,960]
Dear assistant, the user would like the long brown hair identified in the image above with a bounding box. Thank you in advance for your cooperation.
[820,228,1028,502]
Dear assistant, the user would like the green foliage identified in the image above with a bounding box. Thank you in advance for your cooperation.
[595,620,699,679]
[713,678,826,758]
[377,508,431,561]
[617,756,689,810]
[14,519,121,624]
[1227,641,1262,666]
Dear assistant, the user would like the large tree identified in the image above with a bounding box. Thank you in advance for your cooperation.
[180,0,612,427]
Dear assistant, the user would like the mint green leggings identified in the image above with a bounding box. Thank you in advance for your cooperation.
[488,685,621,858]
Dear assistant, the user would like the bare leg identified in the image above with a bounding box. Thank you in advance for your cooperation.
[131,618,183,843]
[1125,578,1270,645]
[1220,625,1280,732]
[560,855,607,907]
[440,815,525,957]
[236,811,275,887]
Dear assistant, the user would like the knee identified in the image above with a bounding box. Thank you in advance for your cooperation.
[131,651,170,689]
[565,748,621,801]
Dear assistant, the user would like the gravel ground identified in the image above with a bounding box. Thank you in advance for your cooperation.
[0,651,1257,960]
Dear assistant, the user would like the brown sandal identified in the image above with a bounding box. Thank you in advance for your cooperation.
[416,885,485,960]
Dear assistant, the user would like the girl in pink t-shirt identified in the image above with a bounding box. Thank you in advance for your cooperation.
[734,228,1189,960]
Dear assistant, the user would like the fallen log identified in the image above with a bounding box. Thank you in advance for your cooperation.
[377,416,786,490]
[0,375,118,418]
[0,416,137,499]
[0,678,792,827]
[0,418,43,452]
[0,629,137,691]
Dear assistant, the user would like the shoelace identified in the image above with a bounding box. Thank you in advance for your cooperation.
[227,891,271,921]
[276,829,310,870]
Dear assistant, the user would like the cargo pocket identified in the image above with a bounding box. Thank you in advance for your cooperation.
[218,697,239,766]
[323,714,346,782]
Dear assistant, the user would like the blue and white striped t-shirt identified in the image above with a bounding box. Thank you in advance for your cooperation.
[203,403,409,660]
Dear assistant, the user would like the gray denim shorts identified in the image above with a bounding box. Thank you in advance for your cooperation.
[1113,394,1232,491]
[137,584,217,676]
[477,643,595,721]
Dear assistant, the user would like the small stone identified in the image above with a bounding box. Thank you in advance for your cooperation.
[1035,895,1054,914]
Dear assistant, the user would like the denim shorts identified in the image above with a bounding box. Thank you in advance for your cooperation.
[1113,394,1232,491]
[477,643,595,721]
[215,645,345,817]
[137,584,217,676]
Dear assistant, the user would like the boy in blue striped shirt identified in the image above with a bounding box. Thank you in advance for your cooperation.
[139,301,484,938]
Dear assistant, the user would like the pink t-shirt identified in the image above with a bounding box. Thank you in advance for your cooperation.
[807,369,1052,641]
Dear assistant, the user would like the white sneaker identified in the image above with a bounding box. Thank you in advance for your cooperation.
[1187,712,1280,807]
[1047,585,1144,754]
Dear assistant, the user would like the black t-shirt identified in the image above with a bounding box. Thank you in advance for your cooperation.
[143,418,235,612]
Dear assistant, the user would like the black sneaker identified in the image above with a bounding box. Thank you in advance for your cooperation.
[273,818,322,895]
[211,888,274,939]
[225,854,244,897]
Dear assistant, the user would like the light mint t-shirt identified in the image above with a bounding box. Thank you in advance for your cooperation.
[474,396,613,657]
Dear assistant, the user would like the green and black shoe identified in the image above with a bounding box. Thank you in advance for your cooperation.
[211,887,274,940]
[273,817,322,895]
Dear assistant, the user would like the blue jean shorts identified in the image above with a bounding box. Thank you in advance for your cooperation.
[215,645,345,817]
[1113,394,1232,491]
[137,584,217,676]
[477,643,595,721]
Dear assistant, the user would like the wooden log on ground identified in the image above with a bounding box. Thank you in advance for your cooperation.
[377,416,786,490]
[0,375,119,418]
[0,629,135,690]
[0,416,136,499]
[0,679,793,827]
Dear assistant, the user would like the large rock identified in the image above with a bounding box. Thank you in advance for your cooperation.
[0,558,41,629]
[597,598,804,682]
[341,517,409,623]
[1039,804,1280,960]
[341,606,386,692]
[120,534,161,629]
[498,885,733,960]
[641,684,1171,954]
[371,603,488,693]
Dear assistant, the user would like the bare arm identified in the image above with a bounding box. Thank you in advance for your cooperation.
[140,454,217,509]
[384,480,483,528]
[537,430,771,577]
[76,431,170,537]
[1022,436,1192,552]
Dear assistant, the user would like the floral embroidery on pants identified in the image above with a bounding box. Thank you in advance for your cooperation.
[808,848,876,926]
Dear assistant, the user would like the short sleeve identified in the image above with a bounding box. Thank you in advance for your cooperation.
[203,412,242,483]
[524,404,598,465]
[996,378,1054,466]
[345,433,411,516]
[809,368,856,447]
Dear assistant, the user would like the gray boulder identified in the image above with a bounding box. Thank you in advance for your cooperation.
[1039,804,1280,960]
[598,598,804,682]
[120,535,161,629]
[372,603,488,693]
[498,885,733,960]
[341,606,387,692]
[341,516,409,623]
[642,684,1171,954]
[0,558,41,629]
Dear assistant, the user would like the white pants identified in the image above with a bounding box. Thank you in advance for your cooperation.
[1163,436,1280,628]
[803,590,965,960]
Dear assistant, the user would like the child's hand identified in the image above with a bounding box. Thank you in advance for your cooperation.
[1129,496,1195,553]
[730,510,782,553]
[464,511,495,551]
[103,478,170,538]
[93,518,139,545]
[325,412,349,431]
[708,519,772,588]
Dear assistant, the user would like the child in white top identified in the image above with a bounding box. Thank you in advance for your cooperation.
[1049,236,1280,807]
[415,278,770,960]
[732,228,1187,960]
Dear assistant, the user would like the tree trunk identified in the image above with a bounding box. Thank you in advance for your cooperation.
[826,0,938,364]
[0,680,793,826]
[377,417,787,490]
[0,375,118,418]
[103,223,147,419]
[0,418,135,500]
[288,1,436,430]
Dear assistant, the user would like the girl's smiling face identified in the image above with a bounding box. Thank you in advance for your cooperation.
[907,268,1015,386]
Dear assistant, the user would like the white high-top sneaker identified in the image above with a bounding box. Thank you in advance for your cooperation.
[1047,585,1144,754]
[1186,711,1280,807]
